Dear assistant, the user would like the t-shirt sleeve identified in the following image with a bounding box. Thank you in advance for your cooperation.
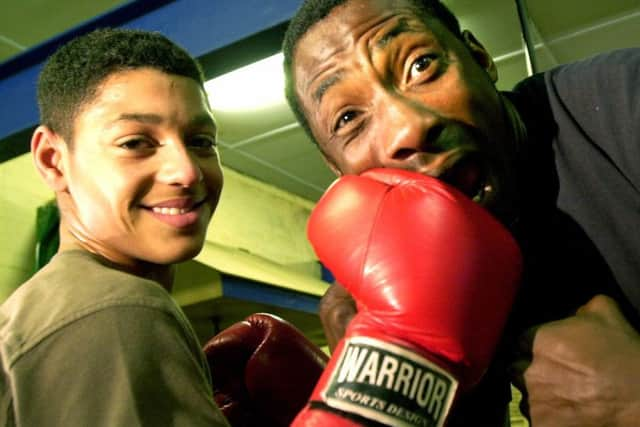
[9,304,230,427]
[544,48,640,188]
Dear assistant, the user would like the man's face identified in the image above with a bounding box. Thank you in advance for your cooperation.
[293,0,517,218]
[60,68,223,265]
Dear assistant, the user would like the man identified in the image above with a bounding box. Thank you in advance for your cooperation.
[0,28,229,426]
[282,0,640,426]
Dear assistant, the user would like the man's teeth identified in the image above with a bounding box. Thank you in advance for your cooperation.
[152,207,190,215]
[472,184,493,203]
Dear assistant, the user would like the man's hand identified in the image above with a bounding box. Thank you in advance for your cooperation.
[510,294,640,427]
[318,282,356,352]
[293,169,521,426]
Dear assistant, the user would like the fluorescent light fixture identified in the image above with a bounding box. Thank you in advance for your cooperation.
[205,52,285,112]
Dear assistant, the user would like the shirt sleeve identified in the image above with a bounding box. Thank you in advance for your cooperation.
[9,304,230,427]
[545,47,640,188]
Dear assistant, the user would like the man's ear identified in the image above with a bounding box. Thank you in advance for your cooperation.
[31,125,68,192]
[462,30,498,83]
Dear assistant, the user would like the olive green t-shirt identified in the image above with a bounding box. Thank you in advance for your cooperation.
[0,250,229,426]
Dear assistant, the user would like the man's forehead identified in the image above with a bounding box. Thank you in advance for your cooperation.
[293,0,439,91]
[295,0,437,63]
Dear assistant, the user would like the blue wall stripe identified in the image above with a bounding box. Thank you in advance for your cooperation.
[221,274,321,314]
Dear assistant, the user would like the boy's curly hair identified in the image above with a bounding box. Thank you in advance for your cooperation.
[38,28,205,142]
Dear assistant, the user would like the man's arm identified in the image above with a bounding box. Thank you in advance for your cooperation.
[10,305,229,427]
[511,294,640,427]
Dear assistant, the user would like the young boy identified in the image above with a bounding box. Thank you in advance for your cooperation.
[0,28,229,426]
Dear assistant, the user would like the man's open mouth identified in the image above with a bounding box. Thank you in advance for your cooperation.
[439,154,491,204]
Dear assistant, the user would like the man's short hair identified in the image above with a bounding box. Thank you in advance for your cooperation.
[37,28,205,142]
[282,0,462,146]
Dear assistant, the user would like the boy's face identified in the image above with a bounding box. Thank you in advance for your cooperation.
[293,0,517,219]
[58,67,222,265]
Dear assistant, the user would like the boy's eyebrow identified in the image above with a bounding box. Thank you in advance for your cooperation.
[107,113,163,127]
[187,114,217,131]
[106,113,217,131]
[113,113,163,124]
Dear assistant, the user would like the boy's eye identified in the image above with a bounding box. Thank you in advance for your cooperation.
[119,138,154,150]
[189,136,217,150]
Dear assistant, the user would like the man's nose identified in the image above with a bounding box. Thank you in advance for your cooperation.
[378,95,442,165]
[158,141,203,187]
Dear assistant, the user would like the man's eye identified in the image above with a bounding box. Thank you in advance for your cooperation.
[334,110,358,131]
[409,54,437,81]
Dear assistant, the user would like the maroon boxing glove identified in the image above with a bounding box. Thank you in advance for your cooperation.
[202,313,329,427]
[292,168,522,426]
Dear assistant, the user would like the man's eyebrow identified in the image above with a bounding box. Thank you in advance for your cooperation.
[312,73,342,106]
[310,19,417,106]
[375,18,415,50]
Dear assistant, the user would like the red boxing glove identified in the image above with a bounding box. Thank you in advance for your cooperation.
[292,168,522,427]
[202,313,329,427]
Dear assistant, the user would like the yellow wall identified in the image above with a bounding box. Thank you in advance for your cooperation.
[0,154,51,301]
[201,167,327,296]
[208,167,317,273]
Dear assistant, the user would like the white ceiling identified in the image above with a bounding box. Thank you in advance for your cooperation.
[2,0,640,202]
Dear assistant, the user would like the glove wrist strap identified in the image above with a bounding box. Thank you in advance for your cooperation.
[318,336,458,427]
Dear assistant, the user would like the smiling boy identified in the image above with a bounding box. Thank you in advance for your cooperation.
[0,29,229,426]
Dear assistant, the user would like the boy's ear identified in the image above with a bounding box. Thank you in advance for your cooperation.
[31,125,68,192]
[462,30,498,83]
